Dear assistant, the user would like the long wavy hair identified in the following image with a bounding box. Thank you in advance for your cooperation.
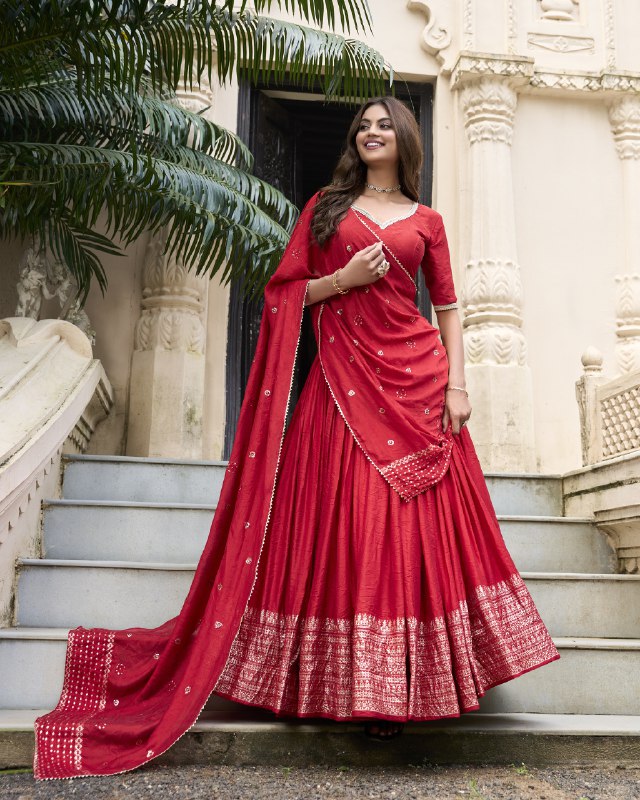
[310,96,423,246]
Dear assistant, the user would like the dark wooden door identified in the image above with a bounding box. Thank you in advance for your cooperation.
[224,93,302,456]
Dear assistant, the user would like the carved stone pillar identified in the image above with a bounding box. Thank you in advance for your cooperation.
[608,96,640,375]
[126,75,214,459]
[126,235,208,458]
[458,77,537,471]
[575,346,607,466]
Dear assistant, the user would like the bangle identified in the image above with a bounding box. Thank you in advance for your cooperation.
[332,268,350,295]
[446,385,468,395]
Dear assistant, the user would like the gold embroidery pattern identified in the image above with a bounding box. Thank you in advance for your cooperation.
[34,629,115,778]
[214,573,559,720]
[380,440,454,500]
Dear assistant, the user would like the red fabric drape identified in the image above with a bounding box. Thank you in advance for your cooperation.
[34,196,321,779]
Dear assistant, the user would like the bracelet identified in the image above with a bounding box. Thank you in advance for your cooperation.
[332,268,350,295]
[446,385,468,395]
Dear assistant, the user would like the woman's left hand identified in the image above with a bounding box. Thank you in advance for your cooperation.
[442,389,472,435]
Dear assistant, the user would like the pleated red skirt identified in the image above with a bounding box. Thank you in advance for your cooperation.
[213,356,559,721]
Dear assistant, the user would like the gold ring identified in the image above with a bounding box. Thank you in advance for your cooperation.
[377,259,390,277]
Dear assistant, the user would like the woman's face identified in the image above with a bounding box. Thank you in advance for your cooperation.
[354,103,399,169]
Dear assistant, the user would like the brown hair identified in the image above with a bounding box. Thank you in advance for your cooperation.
[310,96,423,246]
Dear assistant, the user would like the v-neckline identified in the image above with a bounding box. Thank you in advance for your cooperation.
[351,202,419,230]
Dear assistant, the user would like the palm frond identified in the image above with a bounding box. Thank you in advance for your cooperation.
[227,0,372,33]
[0,0,392,299]
[0,141,292,297]
[0,1,388,100]
[0,74,254,169]
[46,216,122,298]
[202,9,388,101]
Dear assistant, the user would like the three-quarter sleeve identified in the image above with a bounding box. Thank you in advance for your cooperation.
[420,214,458,311]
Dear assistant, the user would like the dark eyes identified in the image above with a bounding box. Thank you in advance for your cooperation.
[359,122,392,131]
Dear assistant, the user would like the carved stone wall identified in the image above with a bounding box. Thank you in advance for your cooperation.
[133,237,207,356]
[127,234,208,459]
[576,348,640,465]
[406,1,454,68]
[125,73,215,460]
[0,318,112,625]
[537,0,580,24]
[426,0,640,473]
[608,96,640,375]
[455,72,537,471]
[573,349,640,574]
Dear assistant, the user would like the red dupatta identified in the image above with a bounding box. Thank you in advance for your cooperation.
[309,201,455,499]
[34,191,457,779]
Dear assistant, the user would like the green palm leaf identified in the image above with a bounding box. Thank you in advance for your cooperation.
[0,141,293,299]
[1,0,390,300]
[0,75,254,169]
[0,2,383,99]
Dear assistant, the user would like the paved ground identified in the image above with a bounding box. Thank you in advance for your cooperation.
[1,763,639,800]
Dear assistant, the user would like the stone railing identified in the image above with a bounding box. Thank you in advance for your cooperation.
[565,348,640,573]
[575,347,640,466]
[0,318,113,626]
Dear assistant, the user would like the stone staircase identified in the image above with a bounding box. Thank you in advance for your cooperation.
[1,453,640,768]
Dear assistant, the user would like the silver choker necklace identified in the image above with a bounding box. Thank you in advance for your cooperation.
[366,182,401,194]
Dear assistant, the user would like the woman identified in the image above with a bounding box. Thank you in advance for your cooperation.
[34,97,559,779]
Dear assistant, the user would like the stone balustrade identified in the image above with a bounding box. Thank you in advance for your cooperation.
[566,348,640,573]
[0,318,113,625]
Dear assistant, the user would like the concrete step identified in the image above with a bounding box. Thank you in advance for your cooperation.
[497,515,615,574]
[42,500,615,574]
[1,629,639,716]
[61,455,564,517]
[524,572,640,639]
[15,560,194,629]
[61,455,226,506]
[14,560,640,637]
[3,709,640,770]
[483,472,563,517]
[477,637,640,715]
[43,500,216,564]
[0,629,67,711]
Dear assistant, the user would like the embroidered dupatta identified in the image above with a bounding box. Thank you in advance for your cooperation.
[309,203,456,499]
[34,192,458,779]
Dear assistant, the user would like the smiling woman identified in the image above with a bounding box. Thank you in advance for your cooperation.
[33,95,560,776]
[309,97,423,252]
[211,97,559,741]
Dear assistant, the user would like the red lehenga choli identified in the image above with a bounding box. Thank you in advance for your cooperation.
[34,193,559,780]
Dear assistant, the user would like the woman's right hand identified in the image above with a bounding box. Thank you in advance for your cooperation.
[339,242,387,289]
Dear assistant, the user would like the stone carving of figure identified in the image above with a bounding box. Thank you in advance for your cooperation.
[14,243,96,344]
[15,247,49,319]
[65,298,96,345]
[44,259,74,311]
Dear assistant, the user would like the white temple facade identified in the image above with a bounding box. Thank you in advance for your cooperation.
[2,0,639,477]
[2,1,640,748]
